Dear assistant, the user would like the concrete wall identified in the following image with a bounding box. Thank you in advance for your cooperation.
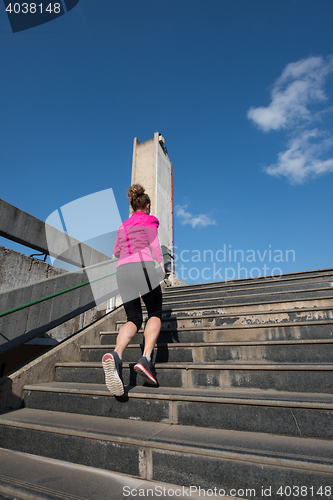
[131,137,156,215]
[0,258,119,354]
[131,132,173,259]
[0,306,105,378]
[0,304,127,411]
[0,245,116,341]
[0,246,120,377]
[0,199,110,268]
[0,246,65,293]
[156,141,173,256]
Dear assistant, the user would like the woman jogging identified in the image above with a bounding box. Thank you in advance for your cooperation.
[102,184,165,396]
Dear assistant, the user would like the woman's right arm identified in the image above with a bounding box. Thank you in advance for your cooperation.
[113,227,121,258]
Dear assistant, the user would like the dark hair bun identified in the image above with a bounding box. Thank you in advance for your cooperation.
[127,184,145,203]
[127,184,151,212]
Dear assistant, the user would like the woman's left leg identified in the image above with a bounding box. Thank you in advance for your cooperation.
[142,316,161,359]
[114,264,145,358]
[102,264,144,395]
[133,284,162,385]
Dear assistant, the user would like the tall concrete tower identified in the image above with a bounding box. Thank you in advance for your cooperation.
[131,132,174,273]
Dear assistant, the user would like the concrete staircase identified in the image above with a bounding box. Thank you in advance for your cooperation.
[1,269,333,499]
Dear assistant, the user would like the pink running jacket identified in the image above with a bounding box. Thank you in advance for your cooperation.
[113,211,163,267]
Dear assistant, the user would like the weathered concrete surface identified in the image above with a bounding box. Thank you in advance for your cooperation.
[23,382,333,440]
[0,448,207,500]
[1,268,333,497]
[0,246,65,293]
[0,246,116,377]
[0,258,119,355]
[0,199,111,267]
[0,409,332,499]
[164,273,187,288]
[0,304,126,411]
[131,133,173,268]
[0,299,112,378]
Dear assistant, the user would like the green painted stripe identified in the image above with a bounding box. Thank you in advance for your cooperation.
[0,253,173,319]
[0,271,117,319]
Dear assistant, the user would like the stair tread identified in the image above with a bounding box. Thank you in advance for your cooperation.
[163,286,333,302]
[117,304,333,320]
[163,270,333,294]
[82,339,333,349]
[159,295,333,313]
[163,283,333,301]
[55,361,333,370]
[163,280,333,297]
[0,447,206,500]
[1,408,332,470]
[23,381,333,408]
[100,318,333,334]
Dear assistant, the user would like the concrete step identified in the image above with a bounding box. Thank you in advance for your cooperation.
[163,279,333,303]
[162,287,333,309]
[100,321,333,344]
[81,339,333,364]
[117,305,333,331]
[54,361,333,393]
[0,447,205,500]
[164,269,333,296]
[23,382,333,440]
[0,409,332,500]
[160,296,333,316]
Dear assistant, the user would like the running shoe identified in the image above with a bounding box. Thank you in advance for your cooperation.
[102,351,124,396]
[134,355,158,385]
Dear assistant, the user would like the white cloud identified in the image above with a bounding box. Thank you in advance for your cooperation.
[247,55,333,183]
[265,129,333,184]
[247,56,333,132]
[175,205,217,228]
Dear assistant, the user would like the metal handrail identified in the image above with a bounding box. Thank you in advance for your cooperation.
[164,252,174,259]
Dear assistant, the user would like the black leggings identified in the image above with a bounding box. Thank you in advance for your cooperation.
[116,262,162,331]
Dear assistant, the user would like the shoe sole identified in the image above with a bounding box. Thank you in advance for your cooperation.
[102,353,124,396]
[134,363,158,385]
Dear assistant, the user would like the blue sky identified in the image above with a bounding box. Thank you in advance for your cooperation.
[1,0,333,284]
